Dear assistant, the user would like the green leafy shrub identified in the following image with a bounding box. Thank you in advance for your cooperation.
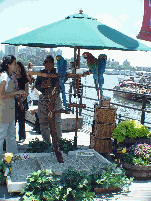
[25,138,52,153]
[88,165,133,190]
[58,138,78,154]
[59,167,94,201]
[20,167,133,200]
[112,119,151,144]
[25,138,78,154]
[95,166,133,189]
[0,156,6,185]
[21,169,61,201]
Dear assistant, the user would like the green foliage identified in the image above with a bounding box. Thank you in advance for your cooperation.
[112,119,151,144]
[88,165,133,190]
[0,156,6,184]
[58,138,78,154]
[121,143,151,166]
[25,138,52,153]
[55,167,94,201]
[21,169,61,201]
[95,166,133,189]
[21,165,133,200]
[0,172,5,183]
[25,138,78,154]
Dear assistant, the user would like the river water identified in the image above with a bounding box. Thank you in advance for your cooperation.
[65,74,151,129]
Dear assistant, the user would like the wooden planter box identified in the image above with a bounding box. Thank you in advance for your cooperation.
[120,137,150,147]
[94,187,121,193]
[122,162,151,180]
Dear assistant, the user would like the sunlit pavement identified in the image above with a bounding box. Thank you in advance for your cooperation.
[0,122,151,200]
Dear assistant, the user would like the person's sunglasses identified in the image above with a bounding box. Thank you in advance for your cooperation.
[43,60,49,64]
[43,60,53,65]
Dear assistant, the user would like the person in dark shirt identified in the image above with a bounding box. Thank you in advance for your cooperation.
[35,55,62,142]
[15,61,29,142]
[35,55,63,163]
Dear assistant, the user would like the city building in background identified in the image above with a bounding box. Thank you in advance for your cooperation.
[5,45,18,57]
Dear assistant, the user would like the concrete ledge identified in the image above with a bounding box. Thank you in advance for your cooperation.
[25,110,83,131]
[61,113,83,131]
[6,176,26,193]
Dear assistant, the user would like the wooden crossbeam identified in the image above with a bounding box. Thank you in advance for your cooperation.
[54,109,70,114]
[29,71,91,78]
[67,103,86,108]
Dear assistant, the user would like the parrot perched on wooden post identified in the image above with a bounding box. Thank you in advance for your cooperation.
[82,52,107,100]
[98,54,107,98]
[82,52,99,97]
[56,55,67,110]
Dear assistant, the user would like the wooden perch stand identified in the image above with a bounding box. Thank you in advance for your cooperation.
[29,71,91,78]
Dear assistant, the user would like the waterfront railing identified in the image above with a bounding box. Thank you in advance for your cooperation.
[65,82,151,130]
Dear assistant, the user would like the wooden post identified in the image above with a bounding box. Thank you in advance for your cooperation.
[74,47,77,67]
[118,114,121,123]
[141,95,146,125]
[75,47,80,147]
[69,83,72,105]
[79,84,83,116]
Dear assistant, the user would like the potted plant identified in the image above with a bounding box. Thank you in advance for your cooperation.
[89,165,133,193]
[120,143,151,179]
[112,119,151,144]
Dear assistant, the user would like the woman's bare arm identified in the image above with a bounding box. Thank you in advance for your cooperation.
[0,81,27,100]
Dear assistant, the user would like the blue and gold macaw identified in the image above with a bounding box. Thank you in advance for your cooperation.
[56,55,67,110]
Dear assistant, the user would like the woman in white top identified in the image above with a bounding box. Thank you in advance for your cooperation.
[0,55,27,154]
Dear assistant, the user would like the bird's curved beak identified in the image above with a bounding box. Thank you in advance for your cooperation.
[56,56,60,60]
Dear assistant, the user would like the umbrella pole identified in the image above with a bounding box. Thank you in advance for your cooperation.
[74,47,80,148]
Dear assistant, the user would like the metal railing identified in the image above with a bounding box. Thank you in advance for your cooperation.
[65,82,151,129]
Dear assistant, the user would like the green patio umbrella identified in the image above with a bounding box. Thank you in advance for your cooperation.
[1,10,151,51]
[2,10,151,148]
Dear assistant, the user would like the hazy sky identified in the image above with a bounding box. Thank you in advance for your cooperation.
[0,0,151,67]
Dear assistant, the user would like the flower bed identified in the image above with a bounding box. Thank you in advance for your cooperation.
[120,143,151,179]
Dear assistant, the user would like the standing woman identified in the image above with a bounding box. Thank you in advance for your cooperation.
[0,55,27,154]
[15,61,29,142]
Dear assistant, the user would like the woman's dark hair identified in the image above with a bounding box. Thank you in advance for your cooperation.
[17,61,28,79]
[0,55,16,73]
